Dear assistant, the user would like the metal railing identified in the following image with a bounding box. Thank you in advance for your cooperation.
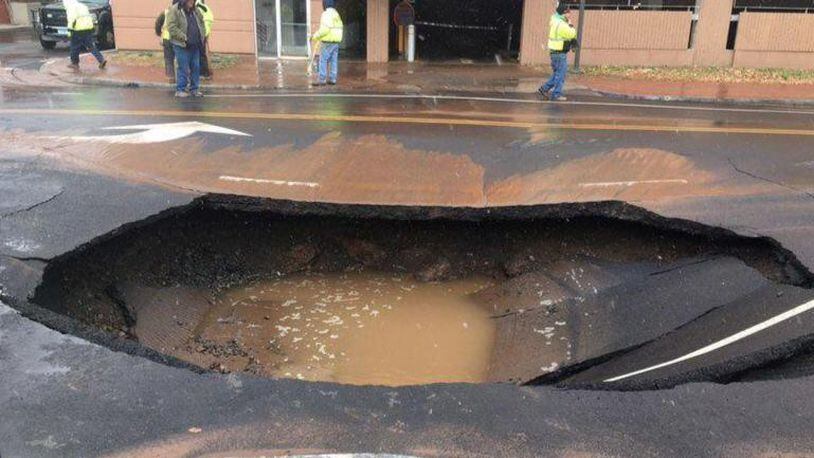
[734,0,814,13]
[562,1,698,12]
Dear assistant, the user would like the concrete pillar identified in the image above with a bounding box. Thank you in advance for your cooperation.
[310,0,324,37]
[520,0,555,66]
[692,0,735,66]
[367,0,389,63]
[0,1,10,24]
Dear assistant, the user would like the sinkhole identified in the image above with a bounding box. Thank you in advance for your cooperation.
[27,197,813,388]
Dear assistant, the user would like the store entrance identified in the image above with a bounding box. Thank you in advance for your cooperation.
[255,0,311,58]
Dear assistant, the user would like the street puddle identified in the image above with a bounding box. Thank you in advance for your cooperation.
[197,272,496,386]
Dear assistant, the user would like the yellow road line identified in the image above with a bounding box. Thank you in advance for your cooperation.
[2,108,813,136]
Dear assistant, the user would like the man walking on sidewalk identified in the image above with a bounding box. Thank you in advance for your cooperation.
[539,3,577,101]
[312,0,343,86]
[167,0,206,98]
[63,0,107,71]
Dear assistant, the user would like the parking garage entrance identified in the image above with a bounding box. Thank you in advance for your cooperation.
[390,0,524,62]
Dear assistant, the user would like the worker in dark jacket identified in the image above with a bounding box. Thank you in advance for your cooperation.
[154,0,181,82]
[166,0,206,97]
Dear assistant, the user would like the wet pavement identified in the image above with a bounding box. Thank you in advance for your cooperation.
[1,86,812,266]
[2,31,814,456]
[0,27,65,70]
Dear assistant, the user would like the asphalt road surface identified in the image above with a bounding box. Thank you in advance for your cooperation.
[2,60,814,456]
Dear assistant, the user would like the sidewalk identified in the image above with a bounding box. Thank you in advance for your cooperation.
[39,51,814,105]
[41,52,548,93]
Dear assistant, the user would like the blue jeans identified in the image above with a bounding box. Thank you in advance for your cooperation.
[541,52,568,98]
[318,42,339,83]
[70,30,104,65]
[174,44,201,93]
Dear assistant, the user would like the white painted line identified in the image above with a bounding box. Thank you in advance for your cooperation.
[206,92,814,116]
[287,455,417,458]
[219,175,320,188]
[579,179,689,188]
[604,298,814,383]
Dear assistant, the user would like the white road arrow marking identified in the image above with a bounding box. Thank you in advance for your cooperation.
[64,121,251,144]
[604,298,814,383]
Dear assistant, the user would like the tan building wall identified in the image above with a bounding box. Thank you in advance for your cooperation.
[578,10,693,50]
[519,0,554,66]
[522,6,694,66]
[114,0,256,54]
[111,0,814,69]
[574,10,695,67]
[733,12,814,70]
[517,0,814,69]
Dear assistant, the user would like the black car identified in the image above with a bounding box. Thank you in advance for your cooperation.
[35,0,115,50]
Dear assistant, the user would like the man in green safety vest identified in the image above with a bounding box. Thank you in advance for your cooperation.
[312,0,343,86]
[196,0,214,79]
[155,0,181,82]
[538,3,577,101]
[63,0,107,71]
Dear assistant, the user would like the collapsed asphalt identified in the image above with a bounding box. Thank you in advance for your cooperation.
[19,196,812,391]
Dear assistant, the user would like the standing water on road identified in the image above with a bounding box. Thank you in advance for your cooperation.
[197,272,496,386]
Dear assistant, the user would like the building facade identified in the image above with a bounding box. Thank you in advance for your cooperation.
[112,0,814,69]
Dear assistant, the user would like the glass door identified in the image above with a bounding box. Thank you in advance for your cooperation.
[256,0,310,58]
[280,0,309,57]
[255,0,278,57]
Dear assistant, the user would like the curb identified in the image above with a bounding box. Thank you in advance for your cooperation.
[42,57,263,90]
[39,58,545,95]
[588,88,814,108]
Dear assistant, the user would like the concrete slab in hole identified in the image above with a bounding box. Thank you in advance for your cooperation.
[486,256,769,384]
[474,257,659,317]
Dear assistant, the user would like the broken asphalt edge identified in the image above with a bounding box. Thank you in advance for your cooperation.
[3,194,812,392]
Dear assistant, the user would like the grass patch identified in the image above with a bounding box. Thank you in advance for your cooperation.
[580,66,814,85]
[110,51,241,70]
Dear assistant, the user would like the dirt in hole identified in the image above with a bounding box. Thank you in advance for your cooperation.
[167,272,496,385]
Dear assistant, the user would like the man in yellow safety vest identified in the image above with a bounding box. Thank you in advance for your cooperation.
[312,0,343,86]
[538,3,577,101]
[63,0,107,70]
[196,0,214,79]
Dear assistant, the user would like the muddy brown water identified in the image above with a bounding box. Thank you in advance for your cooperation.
[179,272,496,386]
